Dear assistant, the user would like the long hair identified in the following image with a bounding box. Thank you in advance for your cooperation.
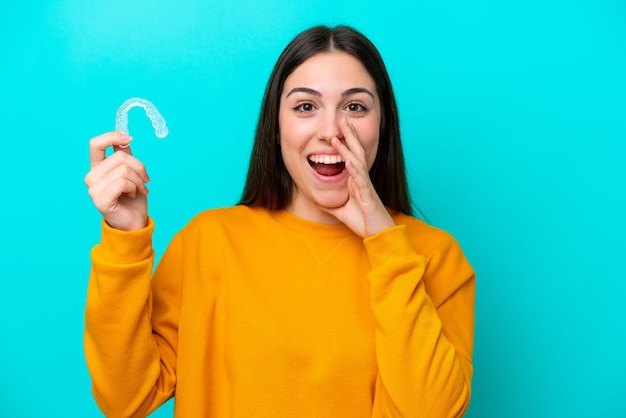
[239,25,412,216]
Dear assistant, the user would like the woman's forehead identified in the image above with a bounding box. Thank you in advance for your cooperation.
[284,52,375,91]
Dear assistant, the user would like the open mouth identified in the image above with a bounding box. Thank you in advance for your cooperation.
[308,154,346,177]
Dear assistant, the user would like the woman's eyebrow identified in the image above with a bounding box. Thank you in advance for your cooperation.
[285,87,375,99]
[342,87,375,99]
[285,87,321,98]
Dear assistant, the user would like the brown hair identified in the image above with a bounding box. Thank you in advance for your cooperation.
[239,25,412,216]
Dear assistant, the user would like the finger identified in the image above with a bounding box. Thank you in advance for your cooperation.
[339,118,365,159]
[331,119,368,170]
[113,140,133,155]
[91,177,144,211]
[345,159,374,203]
[85,150,149,187]
[89,131,133,169]
[94,163,149,196]
[88,164,149,204]
[330,136,356,166]
[331,137,368,179]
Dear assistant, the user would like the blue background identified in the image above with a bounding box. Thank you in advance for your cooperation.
[1,0,624,416]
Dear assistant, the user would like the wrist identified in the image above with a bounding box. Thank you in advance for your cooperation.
[97,217,154,264]
[104,215,149,232]
[365,213,395,237]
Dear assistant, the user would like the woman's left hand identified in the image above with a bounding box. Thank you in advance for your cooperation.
[317,118,396,238]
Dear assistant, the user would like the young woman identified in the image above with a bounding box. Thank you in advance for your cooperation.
[84,25,475,417]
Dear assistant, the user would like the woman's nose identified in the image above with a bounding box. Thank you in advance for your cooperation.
[317,111,343,142]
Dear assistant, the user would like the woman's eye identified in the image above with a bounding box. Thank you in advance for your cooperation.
[294,102,315,113]
[345,102,368,113]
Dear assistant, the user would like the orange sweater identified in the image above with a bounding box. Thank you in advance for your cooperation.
[85,205,475,417]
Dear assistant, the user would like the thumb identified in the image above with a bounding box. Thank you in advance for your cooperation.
[113,133,133,155]
[313,202,352,228]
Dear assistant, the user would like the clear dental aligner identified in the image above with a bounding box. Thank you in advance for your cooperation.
[115,98,169,143]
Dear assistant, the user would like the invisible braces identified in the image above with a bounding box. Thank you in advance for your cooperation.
[115,98,168,144]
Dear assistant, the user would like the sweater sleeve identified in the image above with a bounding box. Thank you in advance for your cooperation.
[84,219,180,417]
[364,225,475,418]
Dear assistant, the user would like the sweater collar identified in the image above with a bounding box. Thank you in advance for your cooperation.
[268,209,355,238]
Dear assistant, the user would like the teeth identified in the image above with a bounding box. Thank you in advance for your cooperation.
[309,155,345,164]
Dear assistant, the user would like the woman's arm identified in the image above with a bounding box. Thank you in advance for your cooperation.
[84,131,181,416]
[365,225,475,418]
[84,219,181,417]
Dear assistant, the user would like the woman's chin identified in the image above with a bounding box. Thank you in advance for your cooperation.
[314,191,350,210]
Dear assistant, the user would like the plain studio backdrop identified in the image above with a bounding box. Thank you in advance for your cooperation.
[0,0,624,416]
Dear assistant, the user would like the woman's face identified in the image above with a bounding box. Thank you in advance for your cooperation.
[278,52,381,223]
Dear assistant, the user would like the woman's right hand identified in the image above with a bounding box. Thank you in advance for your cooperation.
[84,131,150,231]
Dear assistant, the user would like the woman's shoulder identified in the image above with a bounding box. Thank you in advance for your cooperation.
[182,205,270,233]
[191,204,261,220]
[391,212,466,259]
[392,212,450,239]
[392,212,474,300]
